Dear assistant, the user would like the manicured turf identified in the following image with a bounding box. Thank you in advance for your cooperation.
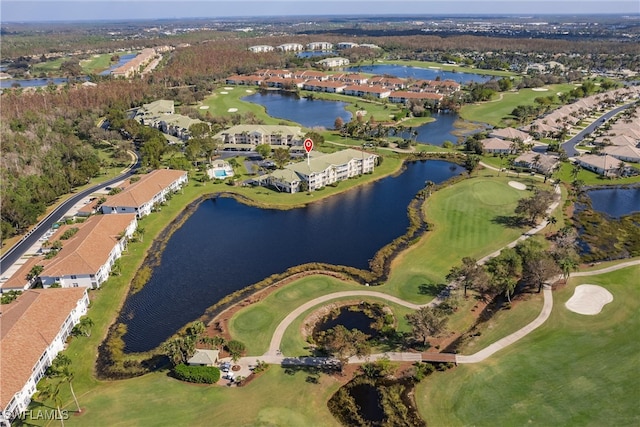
[56,367,342,427]
[459,84,575,126]
[228,275,364,355]
[416,265,640,426]
[382,173,537,303]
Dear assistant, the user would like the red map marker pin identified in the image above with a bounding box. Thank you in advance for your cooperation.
[304,138,314,153]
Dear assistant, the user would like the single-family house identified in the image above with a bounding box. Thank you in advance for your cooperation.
[575,154,632,177]
[602,145,640,163]
[514,152,560,175]
[100,169,188,218]
[0,288,89,425]
[489,127,533,143]
[480,137,513,154]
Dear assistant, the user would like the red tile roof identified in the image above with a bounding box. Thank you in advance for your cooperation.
[1,288,87,410]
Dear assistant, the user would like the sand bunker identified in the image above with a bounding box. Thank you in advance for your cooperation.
[224,87,234,90]
[565,284,613,315]
[246,89,253,93]
[532,88,549,92]
[509,181,527,190]
[220,91,228,94]
[199,106,209,110]
[227,108,238,113]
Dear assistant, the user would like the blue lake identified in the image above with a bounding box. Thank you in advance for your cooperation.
[244,90,352,129]
[344,64,493,85]
[0,77,72,89]
[298,51,338,58]
[120,160,466,352]
[585,187,640,218]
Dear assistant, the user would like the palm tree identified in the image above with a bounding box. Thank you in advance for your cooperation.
[59,367,81,413]
[38,381,65,426]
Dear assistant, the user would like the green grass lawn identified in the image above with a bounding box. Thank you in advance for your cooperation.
[51,367,342,427]
[459,84,575,126]
[381,173,538,303]
[416,264,640,426]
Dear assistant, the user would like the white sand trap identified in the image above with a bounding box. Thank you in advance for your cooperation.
[565,284,613,315]
[199,106,209,110]
[556,92,563,96]
[246,89,253,93]
[227,108,238,112]
[224,87,234,90]
[532,88,549,92]
[220,91,228,94]
[509,181,527,190]
[356,110,367,116]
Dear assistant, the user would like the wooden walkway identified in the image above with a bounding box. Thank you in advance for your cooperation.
[421,352,457,364]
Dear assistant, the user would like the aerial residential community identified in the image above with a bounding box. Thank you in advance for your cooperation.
[1,2,639,426]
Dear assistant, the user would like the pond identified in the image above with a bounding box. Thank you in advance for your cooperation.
[315,306,378,337]
[119,160,466,352]
[585,187,640,218]
[0,77,74,89]
[344,64,493,85]
[350,383,385,423]
[243,90,351,129]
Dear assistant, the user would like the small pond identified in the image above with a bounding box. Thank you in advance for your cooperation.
[350,383,385,423]
[315,306,378,337]
[585,187,640,218]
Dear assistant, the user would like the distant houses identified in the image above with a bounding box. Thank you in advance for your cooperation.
[266,148,378,193]
[223,68,460,104]
[1,288,89,424]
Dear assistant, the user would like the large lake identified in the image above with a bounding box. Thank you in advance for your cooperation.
[345,64,493,84]
[585,187,640,218]
[120,160,466,352]
[244,91,352,129]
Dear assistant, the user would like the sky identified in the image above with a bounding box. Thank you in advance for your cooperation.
[1,0,639,23]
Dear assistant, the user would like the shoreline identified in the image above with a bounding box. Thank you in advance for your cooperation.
[95,154,468,378]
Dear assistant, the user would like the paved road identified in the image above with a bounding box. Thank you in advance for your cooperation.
[0,152,139,276]
[561,102,636,157]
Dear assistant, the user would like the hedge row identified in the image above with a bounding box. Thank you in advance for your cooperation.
[173,364,221,384]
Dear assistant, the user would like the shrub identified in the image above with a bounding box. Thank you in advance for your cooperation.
[173,364,220,384]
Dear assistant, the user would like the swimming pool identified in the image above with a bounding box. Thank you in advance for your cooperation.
[214,170,227,178]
